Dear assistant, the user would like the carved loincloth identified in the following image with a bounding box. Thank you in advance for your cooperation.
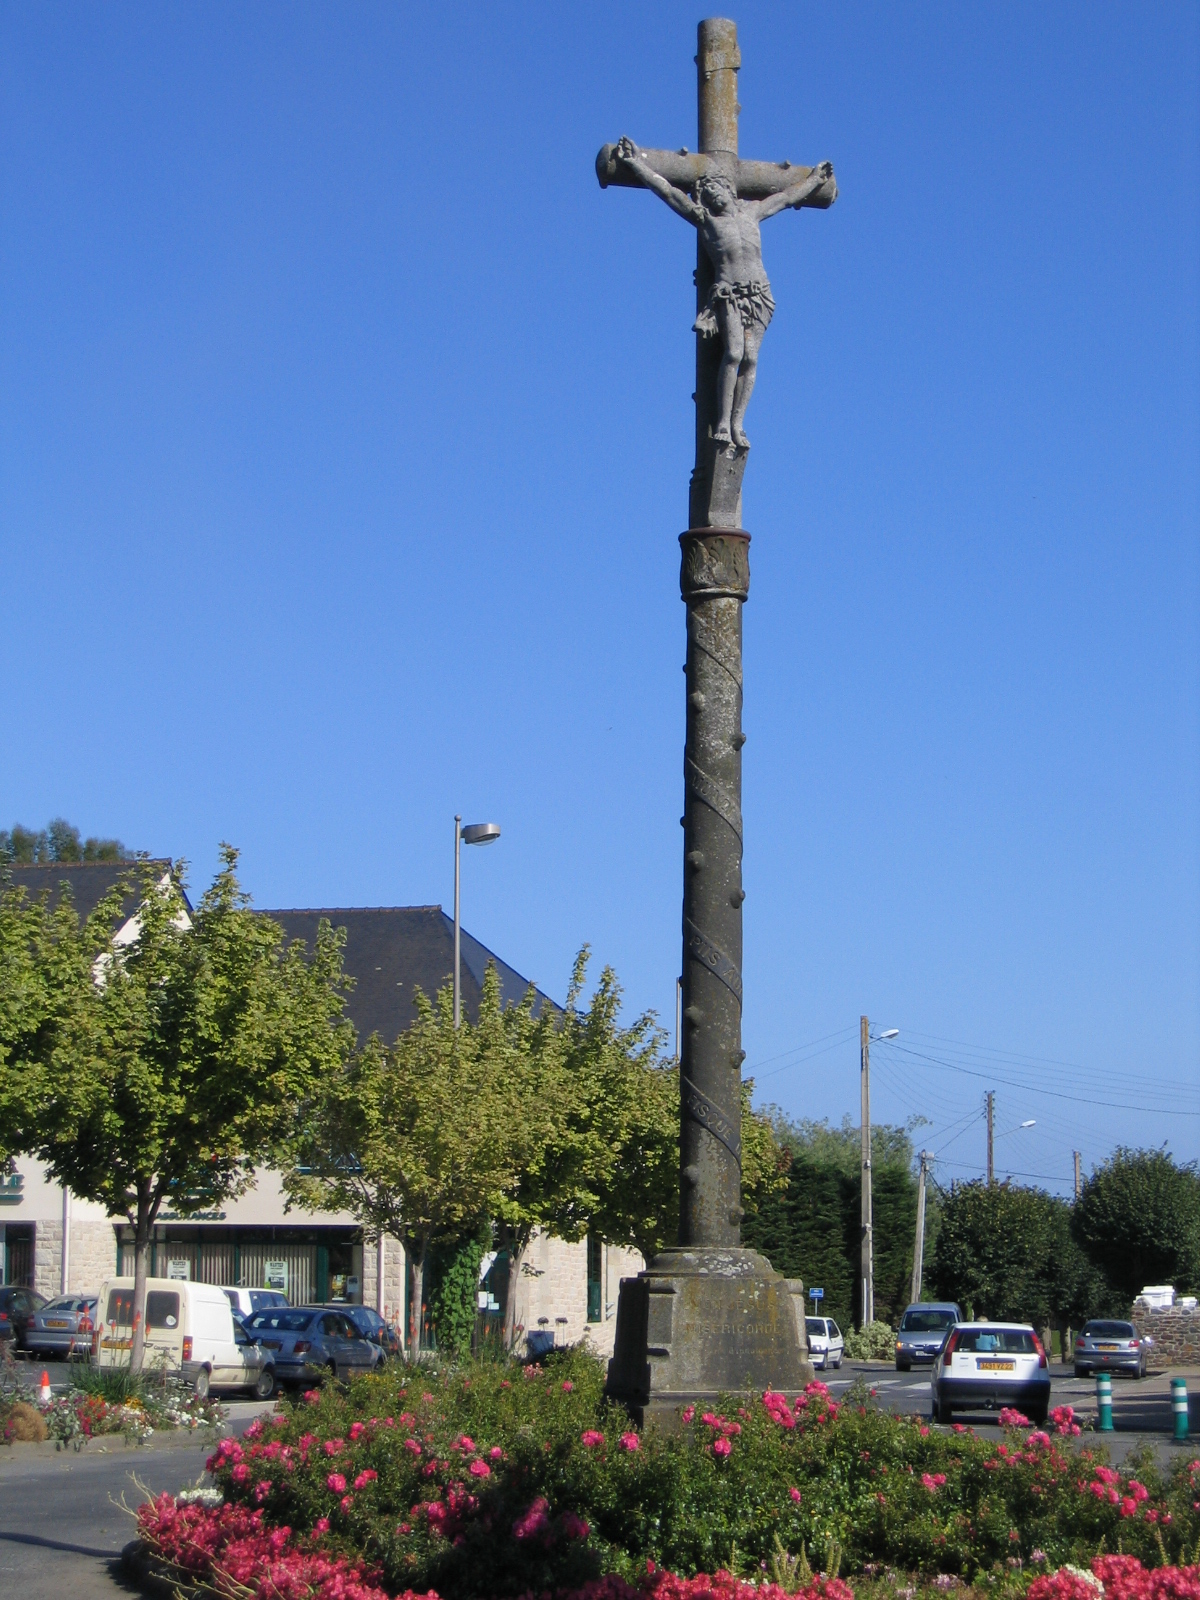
[693,279,775,337]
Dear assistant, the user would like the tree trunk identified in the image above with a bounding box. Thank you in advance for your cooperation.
[500,1229,527,1354]
[129,1200,151,1375]
[408,1232,428,1356]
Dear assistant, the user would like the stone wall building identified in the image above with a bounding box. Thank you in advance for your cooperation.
[3,866,645,1354]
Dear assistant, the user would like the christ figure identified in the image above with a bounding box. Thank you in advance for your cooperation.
[616,138,833,448]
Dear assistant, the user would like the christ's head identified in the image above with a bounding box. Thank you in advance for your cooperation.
[696,173,736,214]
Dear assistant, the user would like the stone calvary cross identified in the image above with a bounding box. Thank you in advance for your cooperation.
[599,19,836,1419]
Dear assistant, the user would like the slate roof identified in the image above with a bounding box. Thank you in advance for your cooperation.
[3,861,190,925]
[262,905,554,1041]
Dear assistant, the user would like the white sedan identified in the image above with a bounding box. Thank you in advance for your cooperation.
[806,1316,844,1370]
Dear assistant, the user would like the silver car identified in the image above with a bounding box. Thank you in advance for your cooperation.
[895,1302,961,1370]
[1074,1319,1146,1379]
[24,1295,97,1360]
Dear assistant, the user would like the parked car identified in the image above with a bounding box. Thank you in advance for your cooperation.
[221,1287,291,1324]
[895,1303,961,1370]
[0,1286,48,1352]
[24,1294,97,1360]
[1074,1320,1146,1379]
[806,1316,844,1370]
[95,1277,247,1386]
[331,1304,403,1357]
[243,1305,385,1386]
[931,1321,1051,1425]
[187,1319,277,1399]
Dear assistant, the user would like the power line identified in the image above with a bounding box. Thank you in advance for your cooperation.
[880,1040,1200,1117]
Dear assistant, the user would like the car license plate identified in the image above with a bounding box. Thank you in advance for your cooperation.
[1097,1343,1119,1351]
[46,1319,70,1328]
[977,1359,1014,1371]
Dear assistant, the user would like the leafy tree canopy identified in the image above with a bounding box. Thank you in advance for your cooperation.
[928,1179,1101,1327]
[1,817,129,863]
[0,848,354,1368]
[1072,1147,1200,1307]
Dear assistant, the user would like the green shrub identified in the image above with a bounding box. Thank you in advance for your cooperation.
[843,1321,896,1361]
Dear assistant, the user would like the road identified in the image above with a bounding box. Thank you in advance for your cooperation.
[824,1360,1200,1457]
[0,1360,1196,1600]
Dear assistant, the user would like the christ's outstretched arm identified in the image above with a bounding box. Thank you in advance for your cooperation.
[615,137,705,224]
[751,161,835,222]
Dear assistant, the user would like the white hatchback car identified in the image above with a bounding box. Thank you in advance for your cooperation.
[931,1320,1051,1425]
[806,1316,844,1370]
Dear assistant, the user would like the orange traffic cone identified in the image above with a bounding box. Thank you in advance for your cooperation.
[39,1370,51,1403]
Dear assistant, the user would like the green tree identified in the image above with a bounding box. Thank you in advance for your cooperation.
[0,849,352,1370]
[1,817,128,863]
[1072,1148,1200,1307]
[928,1179,1088,1329]
[282,965,553,1352]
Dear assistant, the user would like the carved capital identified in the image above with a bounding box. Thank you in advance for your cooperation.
[679,530,751,603]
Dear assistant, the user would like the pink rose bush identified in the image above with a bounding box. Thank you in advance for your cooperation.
[175,1353,1200,1600]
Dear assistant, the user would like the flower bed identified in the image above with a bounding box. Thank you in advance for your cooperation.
[145,1350,1200,1600]
[1,1379,221,1448]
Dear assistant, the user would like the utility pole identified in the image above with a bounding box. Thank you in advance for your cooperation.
[860,1015,873,1328]
[911,1150,930,1303]
[1073,1150,1081,1201]
[986,1091,995,1184]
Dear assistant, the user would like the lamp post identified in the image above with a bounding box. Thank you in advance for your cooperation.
[860,1023,900,1329]
[453,816,501,1028]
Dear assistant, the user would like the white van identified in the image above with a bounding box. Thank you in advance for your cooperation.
[94,1276,275,1398]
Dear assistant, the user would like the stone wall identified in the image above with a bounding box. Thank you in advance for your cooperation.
[1132,1307,1200,1366]
[33,1217,63,1300]
[32,1217,119,1298]
[514,1232,644,1359]
[360,1234,405,1326]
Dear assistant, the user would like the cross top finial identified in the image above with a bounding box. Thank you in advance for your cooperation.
[697,18,740,157]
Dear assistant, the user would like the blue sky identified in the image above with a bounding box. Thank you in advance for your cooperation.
[3,3,1197,1194]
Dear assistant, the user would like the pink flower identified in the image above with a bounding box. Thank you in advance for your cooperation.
[513,1497,551,1540]
[469,1459,491,1478]
[921,1472,947,1492]
[681,1406,695,1423]
[230,1463,250,1484]
[323,1439,345,1456]
[340,1494,353,1513]
[620,1431,640,1452]
[562,1380,574,1392]
[326,1473,347,1493]
[314,1516,330,1533]
[560,1511,590,1540]
[353,1470,377,1490]
[253,1479,272,1503]
[581,1430,605,1448]
[403,1438,422,1455]
[489,1446,504,1460]
[304,1389,321,1404]
[349,1422,366,1440]
[712,1437,732,1458]
[789,1487,802,1503]
[455,1435,476,1452]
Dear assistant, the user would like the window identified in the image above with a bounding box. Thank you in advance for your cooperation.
[1084,1321,1135,1339]
[900,1309,955,1333]
[586,1236,602,1323]
[246,1309,314,1333]
[828,1321,841,1339]
[954,1327,1036,1354]
[320,1313,343,1336]
[145,1291,180,1329]
[805,1318,825,1337]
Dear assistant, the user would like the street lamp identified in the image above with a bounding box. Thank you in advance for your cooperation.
[860,1023,899,1328]
[453,816,501,1028]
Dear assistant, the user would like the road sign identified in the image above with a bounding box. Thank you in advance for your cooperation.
[810,1287,824,1301]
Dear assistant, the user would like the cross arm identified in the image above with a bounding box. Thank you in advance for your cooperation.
[596,144,837,208]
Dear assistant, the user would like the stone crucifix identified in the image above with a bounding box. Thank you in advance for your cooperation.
[600,19,836,1420]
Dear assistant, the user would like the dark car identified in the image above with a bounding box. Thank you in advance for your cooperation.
[1074,1320,1146,1379]
[895,1303,961,1370]
[24,1294,97,1359]
[243,1305,384,1386]
[0,1286,48,1352]
[330,1304,403,1357]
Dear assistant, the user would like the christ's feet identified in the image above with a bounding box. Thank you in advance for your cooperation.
[732,427,750,448]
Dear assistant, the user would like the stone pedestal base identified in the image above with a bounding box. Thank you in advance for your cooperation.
[605,1246,815,1423]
